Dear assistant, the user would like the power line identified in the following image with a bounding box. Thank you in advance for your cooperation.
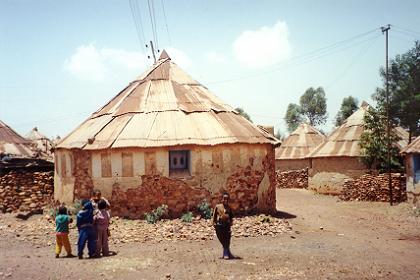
[392,25,420,37]
[128,0,146,52]
[207,29,381,85]
[147,0,159,50]
[160,0,172,46]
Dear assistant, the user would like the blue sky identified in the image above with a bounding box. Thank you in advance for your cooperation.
[1,0,419,138]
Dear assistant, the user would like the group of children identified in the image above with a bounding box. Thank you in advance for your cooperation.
[55,190,111,259]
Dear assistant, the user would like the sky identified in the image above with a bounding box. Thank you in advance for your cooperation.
[1,0,419,139]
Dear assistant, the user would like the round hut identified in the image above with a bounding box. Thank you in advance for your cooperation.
[54,51,280,218]
[0,120,34,159]
[275,123,325,171]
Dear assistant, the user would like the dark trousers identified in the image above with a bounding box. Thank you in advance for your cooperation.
[215,224,231,250]
[78,226,96,257]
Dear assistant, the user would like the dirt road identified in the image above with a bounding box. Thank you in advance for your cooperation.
[1,189,419,280]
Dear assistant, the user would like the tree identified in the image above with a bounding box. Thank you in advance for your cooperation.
[285,103,303,133]
[373,41,420,143]
[299,87,328,127]
[359,106,403,172]
[335,96,358,127]
[274,129,284,141]
[235,107,252,123]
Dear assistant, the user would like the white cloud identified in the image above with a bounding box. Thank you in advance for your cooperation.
[205,51,226,64]
[233,21,292,68]
[64,44,148,81]
[165,47,192,69]
[64,44,193,81]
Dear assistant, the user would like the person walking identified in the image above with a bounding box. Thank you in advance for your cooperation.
[212,192,234,259]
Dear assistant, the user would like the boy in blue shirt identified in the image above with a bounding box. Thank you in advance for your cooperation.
[76,199,96,259]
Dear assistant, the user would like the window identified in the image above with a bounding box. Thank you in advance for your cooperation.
[101,153,112,178]
[169,150,190,175]
[122,152,133,177]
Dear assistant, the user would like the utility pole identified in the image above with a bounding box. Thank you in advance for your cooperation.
[149,40,157,64]
[381,24,392,206]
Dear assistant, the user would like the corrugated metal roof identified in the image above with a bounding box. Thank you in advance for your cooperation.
[25,127,54,159]
[0,120,34,157]
[58,51,279,150]
[401,135,420,154]
[309,104,409,158]
[275,123,325,160]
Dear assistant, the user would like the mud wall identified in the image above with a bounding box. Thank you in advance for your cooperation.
[309,156,367,194]
[54,143,276,218]
[275,158,309,172]
[406,154,420,207]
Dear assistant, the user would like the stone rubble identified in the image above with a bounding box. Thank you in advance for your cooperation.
[0,171,54,213]
[340,173,407,202]
[276,169,308,189]
[0,213,292,247]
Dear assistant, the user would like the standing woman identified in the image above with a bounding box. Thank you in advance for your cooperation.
[212,192,234,259]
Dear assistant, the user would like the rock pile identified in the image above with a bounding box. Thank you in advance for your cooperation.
[0,171,54,213]
[0,213,292,247]
[276,169,308,189]
[340,173,406,202]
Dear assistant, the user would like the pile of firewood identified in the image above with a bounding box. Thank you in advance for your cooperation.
[276,168,308,189]
[340,173,406,202]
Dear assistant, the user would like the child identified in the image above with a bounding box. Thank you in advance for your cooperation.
[94,199,111,257]
[76,199,96,259]
[55,206,74,258]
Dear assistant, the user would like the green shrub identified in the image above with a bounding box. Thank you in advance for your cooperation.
[197,199,212,219]
[181,211,193,223]
[144,204,168,224]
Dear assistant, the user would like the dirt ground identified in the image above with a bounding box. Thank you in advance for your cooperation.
[1,188,420,280]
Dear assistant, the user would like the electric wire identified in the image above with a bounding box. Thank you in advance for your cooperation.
[160,0,172,46]
[129,0,146,52]
[392,25,420,37]
[147,0,159,50]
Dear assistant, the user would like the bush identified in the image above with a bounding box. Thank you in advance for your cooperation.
[197,199,212,219]
[181,211,193,223]
[144,204,168,224]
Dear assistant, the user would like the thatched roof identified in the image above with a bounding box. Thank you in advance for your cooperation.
[0,120,34,158]
[275,123,325,160]
[309,103,409,158]
[401,136,420,154]
[57,51,279,150]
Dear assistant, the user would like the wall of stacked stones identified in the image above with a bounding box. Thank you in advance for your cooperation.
[340,173,406,202]
[308,156,367,194]
[54,143,276,218]
[0,171,54,213]
[276,168,308,189]
[275,159,309,172]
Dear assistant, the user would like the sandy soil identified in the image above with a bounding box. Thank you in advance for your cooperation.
[1,188,420,280]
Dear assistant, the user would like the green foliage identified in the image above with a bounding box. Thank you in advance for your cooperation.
[359,106,403,172]
[299,87,328,127]
[335,96,358,126]
[285,103,304,132]
[235,107,253,123]
[373,41,420,142]
[197,199,212,219]
[181,211,193,223]
[144,204,168,224]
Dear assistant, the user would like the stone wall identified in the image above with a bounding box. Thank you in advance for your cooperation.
[309,156,367,194]
[0,171,54,213]
[275,159,309,172]
[340,173,406,202]
[54,143,276,218]
[276,168,308,189]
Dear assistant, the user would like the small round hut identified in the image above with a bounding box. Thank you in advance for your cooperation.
[54,51,280,218]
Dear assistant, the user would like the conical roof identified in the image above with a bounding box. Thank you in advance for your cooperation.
[275,123,325,159]
[25,127,53,157]
[0,120,34,157]
[309,104,409,158]
[26,127,49,141]
[58,51,279,150]
[401,135,420,154]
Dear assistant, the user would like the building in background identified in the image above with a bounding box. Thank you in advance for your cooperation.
[401,136,420,207]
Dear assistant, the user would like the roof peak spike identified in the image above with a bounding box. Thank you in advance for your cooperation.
[158,49,170,60]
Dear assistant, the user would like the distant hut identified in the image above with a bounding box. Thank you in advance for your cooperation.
[308,103,409,194]
[0,120,34,159]
[401,136,420,207]
[275,123,325,171]
[26,127,53,160]
[54,51,280,218]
